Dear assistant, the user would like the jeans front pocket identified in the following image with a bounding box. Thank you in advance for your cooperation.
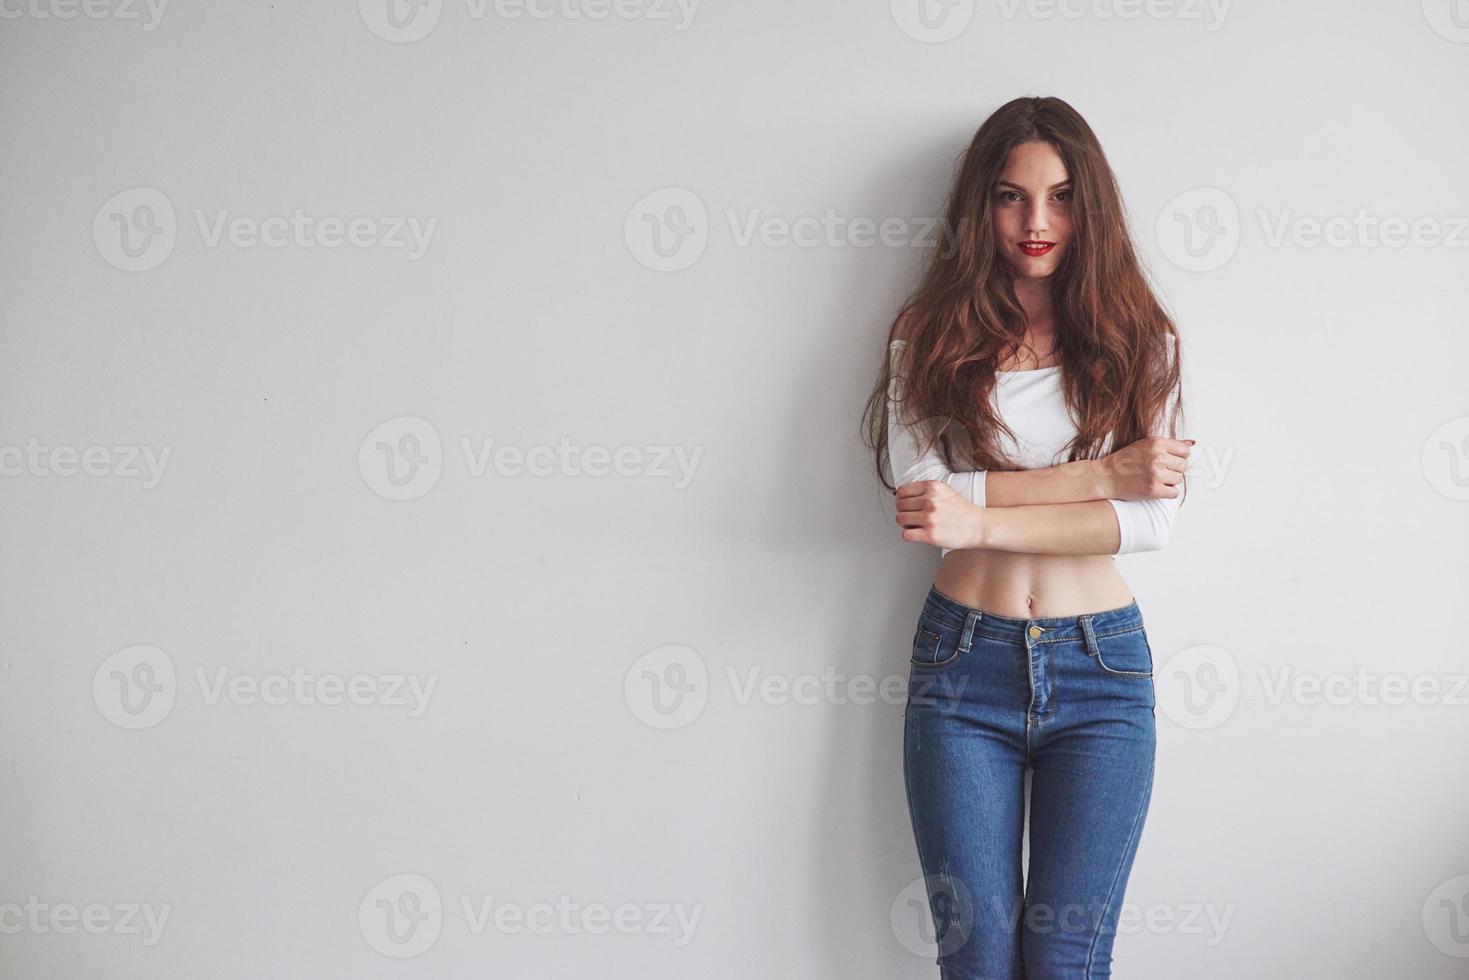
[1087,625,1154,678]
[911,618,961,669]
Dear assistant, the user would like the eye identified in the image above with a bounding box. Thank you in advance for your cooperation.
[1054,189,1073,203]
[997,190,1022,203]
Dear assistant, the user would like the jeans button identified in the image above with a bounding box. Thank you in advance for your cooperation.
[1028,625,1043,639]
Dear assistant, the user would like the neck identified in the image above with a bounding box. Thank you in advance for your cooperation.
[1012,276,1057,355]
[1012,275,1054,323]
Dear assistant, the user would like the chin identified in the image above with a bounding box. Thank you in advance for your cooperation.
[1008,256,1060,280]
[1010,260,1057,279]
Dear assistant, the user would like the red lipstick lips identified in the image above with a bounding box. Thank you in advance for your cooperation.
[1019,240,1055,256]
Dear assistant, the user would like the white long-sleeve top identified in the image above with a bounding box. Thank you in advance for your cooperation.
[887,338,1181,557]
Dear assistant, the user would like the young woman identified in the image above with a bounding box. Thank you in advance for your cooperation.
[862,96,1191,978]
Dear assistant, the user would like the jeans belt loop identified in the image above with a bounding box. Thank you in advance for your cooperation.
[958,610,980,654]
[1079,614,1100,659]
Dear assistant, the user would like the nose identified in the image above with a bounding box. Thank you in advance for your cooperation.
[1024,202,1050,237]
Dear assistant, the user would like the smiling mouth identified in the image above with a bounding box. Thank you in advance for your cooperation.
[1019,241,1056,256]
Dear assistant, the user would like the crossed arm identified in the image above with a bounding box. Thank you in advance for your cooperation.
[886,339,1187,557]
[899,463,1167,557]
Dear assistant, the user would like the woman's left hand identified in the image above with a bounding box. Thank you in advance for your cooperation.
[894,481,984,550]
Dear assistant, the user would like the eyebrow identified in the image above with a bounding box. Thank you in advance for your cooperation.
[996,180,1072,192]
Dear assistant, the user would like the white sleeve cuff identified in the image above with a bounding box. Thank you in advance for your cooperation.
[945,470,986,508]
[1107,496,1178,555]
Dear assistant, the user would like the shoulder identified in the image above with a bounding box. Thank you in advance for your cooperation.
[891,306,927,347]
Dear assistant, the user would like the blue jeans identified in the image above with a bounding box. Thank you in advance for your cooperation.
[902,584,1157,979]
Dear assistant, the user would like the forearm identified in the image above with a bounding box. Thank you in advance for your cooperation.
[983,459,1110,507]
[970,499,1122,556]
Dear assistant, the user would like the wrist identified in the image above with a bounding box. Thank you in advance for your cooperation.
[1088,458,1114,499]
[966,504,991,549]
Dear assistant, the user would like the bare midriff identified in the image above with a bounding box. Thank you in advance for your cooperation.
[931,346,1137,618]
[933,540,1136,620]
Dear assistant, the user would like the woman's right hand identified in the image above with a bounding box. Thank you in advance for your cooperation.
[1098,437,1193,500]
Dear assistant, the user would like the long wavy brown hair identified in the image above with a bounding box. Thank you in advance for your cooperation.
[862,96,1187,500]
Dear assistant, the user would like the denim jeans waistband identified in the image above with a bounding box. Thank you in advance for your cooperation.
[921,583,1145,645]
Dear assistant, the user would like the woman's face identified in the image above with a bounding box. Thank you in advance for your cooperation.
[992,140,1073,281]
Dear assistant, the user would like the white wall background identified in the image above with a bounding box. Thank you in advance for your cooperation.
[2,1,1467,977]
